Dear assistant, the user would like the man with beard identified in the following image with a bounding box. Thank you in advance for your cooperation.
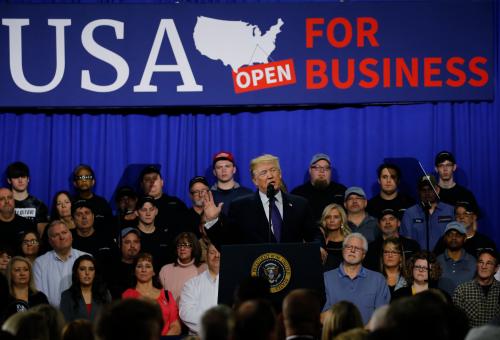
[401,175,455,250]
[436,222,476,296]
[291,153,346,222]
[344,187,379,243]
[210,151,252,215]
[322,233,390,324]
[367,163,415,217]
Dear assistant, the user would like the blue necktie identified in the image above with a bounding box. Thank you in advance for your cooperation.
[269,196,283,242]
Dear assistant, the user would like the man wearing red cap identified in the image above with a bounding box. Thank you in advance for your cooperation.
[210,151,252,215]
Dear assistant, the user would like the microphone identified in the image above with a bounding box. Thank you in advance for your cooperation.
[266,182,276,198]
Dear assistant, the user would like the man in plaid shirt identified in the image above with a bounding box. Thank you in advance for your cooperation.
[453,248,500,327]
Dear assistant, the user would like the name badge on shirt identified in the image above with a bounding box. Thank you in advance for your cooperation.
[438,216,453,223]
[413,218,423,223]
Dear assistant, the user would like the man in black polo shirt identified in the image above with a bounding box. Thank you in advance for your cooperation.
[0,187,35,248]
[364,208,420,271]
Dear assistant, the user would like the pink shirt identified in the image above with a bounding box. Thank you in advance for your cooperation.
[159,259,207,303]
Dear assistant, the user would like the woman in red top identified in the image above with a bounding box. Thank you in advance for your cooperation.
[122,252,181,336]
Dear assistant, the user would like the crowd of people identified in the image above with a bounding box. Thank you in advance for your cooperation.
[0,150,499,339]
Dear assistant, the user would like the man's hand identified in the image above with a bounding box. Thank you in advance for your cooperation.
[202,190,223,222]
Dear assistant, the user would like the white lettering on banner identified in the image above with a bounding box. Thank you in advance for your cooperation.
[235,63,292,89]
[81,19,129,92]
[2,18,70,93]
[134,19,203,92]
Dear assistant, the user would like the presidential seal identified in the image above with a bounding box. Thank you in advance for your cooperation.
[250,252,291,293]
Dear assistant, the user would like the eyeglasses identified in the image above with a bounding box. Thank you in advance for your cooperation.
[414,265,429,272]
[310,165,331,172]
[177,243,193,249]
[344,245,364,253]
[383,250,401,256]
[22,239,39,245]
[478,261,496,267]
[75,175,93,181]
[190,189,209,196]
[255,167,279,178]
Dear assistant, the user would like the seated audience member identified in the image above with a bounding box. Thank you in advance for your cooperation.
[50,191,75,230]
[322,301,363,340]
[2,256,48,321]
[453,249,500,327]
[367,163,415,217]
[33,220,88,306]
[379,238,407,295]
[364,208,420,271]
[62,319,95,340]
[391,250,444,301]
[30,304,65,340]
[335,328,369,340]
[0,187,35,249]
[60,254,111,322]
[282,289,322,340]
[18,230,41,263]
[344,187,379,243]
[210,151,253,216]
[434,151,479,210]
[436,222,476,296]
[72,164,113,233]
[122,252,181,336]
[95,299,163,340]
[320,203,352,271]
[159,232,207,303]
[291,153,347,222]
[322,233,390,324]
[105,227,141,300]
[434,201,496,257]
[114,186,138,230]
[6,161,49,236]
[139,165,189,241]
[1,310,50,340]
[180,243,220,335]
[200,305,235,340]
[366,305,389,332]
[0,246,13,276]
[71,200,116,263]
[401,175,455,250]
[233,299,277,340]
[232,276,271,310]
[135,196,171,268]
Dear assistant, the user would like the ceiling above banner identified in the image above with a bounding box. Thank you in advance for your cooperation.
[0,2,494,108]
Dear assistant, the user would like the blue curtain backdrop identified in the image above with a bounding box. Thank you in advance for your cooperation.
[1,0,499,245]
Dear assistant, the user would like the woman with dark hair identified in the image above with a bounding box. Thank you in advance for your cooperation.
[18,230,41,263]
[50,191,75,229]
[123,252,181,336]
[159,232,207,303]
[320,204,352,271]
[322,300,363,340]
[391,250,444,302]
[2,256,48,320]
[59,254,111,322]
[380,238,407,295]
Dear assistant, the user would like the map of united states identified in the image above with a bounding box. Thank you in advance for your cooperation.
[193,16,284,72]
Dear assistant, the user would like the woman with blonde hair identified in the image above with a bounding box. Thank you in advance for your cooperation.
[320,204,352,271]
[322,301,363,340]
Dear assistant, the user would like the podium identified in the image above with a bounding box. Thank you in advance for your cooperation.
[218,242,325,311]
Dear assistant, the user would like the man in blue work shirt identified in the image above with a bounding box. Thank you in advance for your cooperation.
[322,233,390,324]
[401,175,455,250]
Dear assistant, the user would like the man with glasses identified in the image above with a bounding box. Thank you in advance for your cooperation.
[210,151,252,215]
[203,154,321,245]
[186,176,211,237]
[322,233,390,324]
[291,153,346,222]
[72,164,113,233]
[453,249,500,327]
[344,187,379,243]
[434,151,479,211]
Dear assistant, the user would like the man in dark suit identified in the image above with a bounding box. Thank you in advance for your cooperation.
[203,154,322,246]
